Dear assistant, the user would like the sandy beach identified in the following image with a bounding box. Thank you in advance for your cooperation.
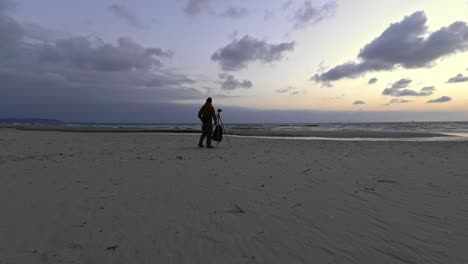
[1,129,468,263]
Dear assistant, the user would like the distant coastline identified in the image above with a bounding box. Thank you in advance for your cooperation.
[0,118,63,125]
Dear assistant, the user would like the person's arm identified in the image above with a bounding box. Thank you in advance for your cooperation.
[197,107,203,121]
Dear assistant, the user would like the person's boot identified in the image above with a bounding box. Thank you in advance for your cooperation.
[198,143,204,148]
[206,146,214,148]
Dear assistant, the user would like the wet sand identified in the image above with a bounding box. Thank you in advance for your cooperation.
[1,130,467,263]
[1,124,450,138]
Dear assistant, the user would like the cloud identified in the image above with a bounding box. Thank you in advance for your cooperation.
[390,78,412,89]
[183,0,248,20]
[0,4,206,122]
[326,94,344,100]
[353,100,366,105]
[108,4,144,29]
[389,99,413,104]
[427,96,452,103]
[0,1,22,58]
[39,37,172,72]
[218,73,252,90]
[447,73,468,83]
[384,98,413,106]
[293,0,337,29]
[381,79,436,97]
[220,7,248,19]
[211,35,295,71]
[383,84,435,97]
[368,77,378,85]
[391,99,412,103]
[314,11,468,83]
[276,86,299,95]
[276,87,293,93]
[184,0,211,16]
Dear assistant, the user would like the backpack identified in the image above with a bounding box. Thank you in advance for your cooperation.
[212,125,223,142]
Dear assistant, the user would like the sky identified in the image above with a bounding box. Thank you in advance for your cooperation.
[1,0,468,123]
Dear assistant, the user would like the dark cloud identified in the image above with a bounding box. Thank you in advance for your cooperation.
[145,72,195,88]
[391,99,412,103]
[390,78,412,89]
[39,37,172,72]
[368,77,378,85]
[293,0,337,29]
[383,84,435,97]
[276,86,299,95]
[184,0,211,16]
[21,22,66,42]
[447,73,468,83]
[0,4,206,122]
[326,94,344,100]
[183,0,248,20]
[0,1,22,58]
[276,87,292,93]
[387,99,413,105]
[220,7,248,19]
[211,35,295,71]
[381,79,436,97]
[353,100,366,105]
[108,4,144,29]
[218,73,253,90]
[314,11,468,83]
[313,60,392,85]
[427,96,452,103]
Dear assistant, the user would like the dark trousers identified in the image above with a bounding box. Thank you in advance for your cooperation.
[199,121,213,146]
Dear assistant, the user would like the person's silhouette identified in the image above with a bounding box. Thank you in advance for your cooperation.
[197,97,217,148]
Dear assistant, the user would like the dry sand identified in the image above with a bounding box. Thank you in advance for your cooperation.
[1,130,467,263]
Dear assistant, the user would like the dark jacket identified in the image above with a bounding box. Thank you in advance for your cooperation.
[198,103,217,123]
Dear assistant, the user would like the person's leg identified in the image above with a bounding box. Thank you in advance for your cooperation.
[206,123,213,147]
[199,124,207,147]
[199,133,206,147]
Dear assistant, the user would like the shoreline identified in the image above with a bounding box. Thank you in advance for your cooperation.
[0,124,452,139]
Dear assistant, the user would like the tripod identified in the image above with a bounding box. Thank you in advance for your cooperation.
[216,109,231,148]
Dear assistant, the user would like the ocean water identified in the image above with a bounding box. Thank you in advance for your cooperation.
[59,121,468,137]
[3,121,468,141]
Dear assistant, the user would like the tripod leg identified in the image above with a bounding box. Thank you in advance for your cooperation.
[217,113,221,148]
[219,116,231,148]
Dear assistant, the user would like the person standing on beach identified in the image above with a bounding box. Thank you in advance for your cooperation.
[198,97,217,148]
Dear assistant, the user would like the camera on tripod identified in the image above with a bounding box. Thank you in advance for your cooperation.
[217,109,222,113]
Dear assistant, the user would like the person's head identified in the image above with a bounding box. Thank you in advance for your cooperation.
[206,97,212,104]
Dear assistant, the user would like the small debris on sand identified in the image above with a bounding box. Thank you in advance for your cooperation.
[234,203,246,214]
[377,180,398,183]
[106,245,118,251]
